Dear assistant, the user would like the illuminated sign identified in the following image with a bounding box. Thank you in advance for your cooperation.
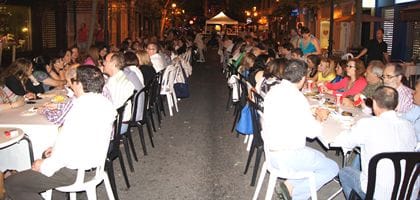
[363,0,376,8]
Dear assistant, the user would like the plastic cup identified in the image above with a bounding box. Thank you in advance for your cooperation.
[307,80,314,91]
[336,93,343,105]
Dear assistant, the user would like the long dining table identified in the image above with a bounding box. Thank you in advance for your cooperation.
[0,90,66,171]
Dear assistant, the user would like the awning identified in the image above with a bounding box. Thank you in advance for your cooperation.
[206,11,238,25]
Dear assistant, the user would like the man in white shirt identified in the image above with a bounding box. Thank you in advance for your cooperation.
[103,52,135,132]
[383,63,414,113]
[5,65,116,200]
[147,42,166,72]
[335,86,417,199]
[263,60,338,199]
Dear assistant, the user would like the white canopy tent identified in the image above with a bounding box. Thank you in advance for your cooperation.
[205,11,239,35]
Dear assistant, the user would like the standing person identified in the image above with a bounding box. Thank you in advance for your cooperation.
[194,32,206,63]
[289,28,300,48]
[355,28,389,64]
[94,24,105,47]
[298,27,321,56]
[263,59,338,199]
[77,23,88,52]
[4,65,116,200]
[335,86,417,199]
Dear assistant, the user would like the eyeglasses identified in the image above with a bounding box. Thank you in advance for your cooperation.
[381,75,398,79]
[146,48,156,51]
[70,78,79,84]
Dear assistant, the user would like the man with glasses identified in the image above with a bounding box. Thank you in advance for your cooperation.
[5,66,116,200]
[335,86,416,199]
[382,63,414,113]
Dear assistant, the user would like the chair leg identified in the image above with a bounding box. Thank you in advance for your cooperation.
[159,95,166,117]
[69,192,76,200]
[166,94,173,116]
[155,104,162,127]
[122,136,134,172]
[127,132,138,162]
[145,118,155,148]
[231,105,240,132]
[265,174,277,200]
[103,173,116,200]
[252,162,267,200]
[106,161,120,200]
[148,109,157,132]
[244,141,256,174]
[118,151,131,188]
[137,125,148,156]
[251,147,264,186]
[85,187,97,200]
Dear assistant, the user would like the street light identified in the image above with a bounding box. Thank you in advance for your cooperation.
[172,3,177,9]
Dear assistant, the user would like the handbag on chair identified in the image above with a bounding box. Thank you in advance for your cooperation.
[235,103,253,135]
[174,64,190,99]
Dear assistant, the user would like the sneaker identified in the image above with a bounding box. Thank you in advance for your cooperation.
[276,181,291,200]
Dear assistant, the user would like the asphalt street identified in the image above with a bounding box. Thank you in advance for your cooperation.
[94,50,345,200]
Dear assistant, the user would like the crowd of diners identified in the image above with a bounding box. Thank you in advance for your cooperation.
[0,29,202,199]
[220,26,419,199]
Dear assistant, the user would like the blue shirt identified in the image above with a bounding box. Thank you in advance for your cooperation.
[402,105,420,142]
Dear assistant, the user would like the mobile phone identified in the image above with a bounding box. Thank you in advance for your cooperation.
[26,101,36,104]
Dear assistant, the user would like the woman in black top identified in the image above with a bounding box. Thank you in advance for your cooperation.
[136,50,157,85]
[0,58,44,98]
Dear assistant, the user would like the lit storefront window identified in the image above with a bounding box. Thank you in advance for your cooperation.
[0,5,32,52]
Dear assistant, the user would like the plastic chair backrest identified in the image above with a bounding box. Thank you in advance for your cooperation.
[364,152,420,200]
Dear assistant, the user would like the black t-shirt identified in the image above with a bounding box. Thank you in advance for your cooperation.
[139,65,157,86]
[5,75,44,95]
[366,39,387,63]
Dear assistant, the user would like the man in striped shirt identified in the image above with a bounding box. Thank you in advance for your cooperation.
[383,63,414,113]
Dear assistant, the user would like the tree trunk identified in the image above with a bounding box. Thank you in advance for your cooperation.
[159,0,171,39]
[87,0,98,49]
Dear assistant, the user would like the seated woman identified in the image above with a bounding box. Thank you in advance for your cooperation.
[257,58,288,98]
[306,54,320,81]
[238,53,256,78]
[33,57,67,91]
[323,58,367,98]
[315,58,336,85]
[0,58,44,98]
[136,50,157,85]
[331,59,348,84]
[0,86,24,111]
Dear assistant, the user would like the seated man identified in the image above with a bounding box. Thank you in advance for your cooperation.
[263,59,339,199]
[383,63,414,113]
[335,86,417,199]
[5,65,116,200]
[402,79,420,143]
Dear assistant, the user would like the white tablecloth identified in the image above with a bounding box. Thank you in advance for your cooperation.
[0,98,59,171]
[306,94,369,149]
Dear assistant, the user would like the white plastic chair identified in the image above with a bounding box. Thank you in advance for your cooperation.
[43,158,114,200]
[252,146,317,200]
[160,65,179,116]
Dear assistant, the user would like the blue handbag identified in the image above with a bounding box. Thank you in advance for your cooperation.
[235,104,253,135]
[174,64,190,99]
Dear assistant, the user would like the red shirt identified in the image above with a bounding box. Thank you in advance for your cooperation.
[325,76,367,97]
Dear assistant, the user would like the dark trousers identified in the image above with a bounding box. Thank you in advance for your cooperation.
[5,168,77,200]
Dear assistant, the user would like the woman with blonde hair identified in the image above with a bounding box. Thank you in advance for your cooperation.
[238,53,256,78]
[315,58,336,84]
[323,58,367,98]
[136,50,156,85]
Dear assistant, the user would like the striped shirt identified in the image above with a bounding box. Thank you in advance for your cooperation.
[104,70,135,121]
[396,84,414,113]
